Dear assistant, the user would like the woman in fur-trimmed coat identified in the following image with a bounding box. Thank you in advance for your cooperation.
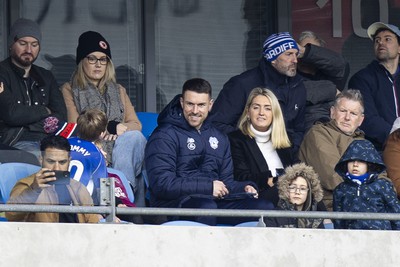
[265,163,331,228]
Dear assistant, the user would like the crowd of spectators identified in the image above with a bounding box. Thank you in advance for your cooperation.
[2,18,400,230]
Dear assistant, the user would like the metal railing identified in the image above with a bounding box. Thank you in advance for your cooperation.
[1,178,400,224]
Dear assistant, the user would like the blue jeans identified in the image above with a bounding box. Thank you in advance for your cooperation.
[112,130,147,207]
[13,141,41,160]
[180,197,274,226]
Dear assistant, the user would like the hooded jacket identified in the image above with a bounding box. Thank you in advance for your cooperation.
[265,163,327,228]
[333,139,400,230]
[145,94,255,208]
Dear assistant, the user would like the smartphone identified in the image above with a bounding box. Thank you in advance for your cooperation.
[46,170,71,185]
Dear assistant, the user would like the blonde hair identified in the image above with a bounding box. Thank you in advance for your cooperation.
[72,58,116,94]
[237,87,291,149]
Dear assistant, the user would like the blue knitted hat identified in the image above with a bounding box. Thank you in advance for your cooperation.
[263,32,299,62]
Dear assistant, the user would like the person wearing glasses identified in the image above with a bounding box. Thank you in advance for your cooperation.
[61,31,147,206]
[0,18,67,158]
[265,163,332,229]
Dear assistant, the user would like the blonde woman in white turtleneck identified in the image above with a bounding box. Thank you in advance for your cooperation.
[228,87,295,206]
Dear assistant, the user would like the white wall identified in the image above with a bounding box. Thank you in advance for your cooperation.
[0,222,397,267]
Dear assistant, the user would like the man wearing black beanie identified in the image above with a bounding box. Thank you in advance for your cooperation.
[0,18,67,159]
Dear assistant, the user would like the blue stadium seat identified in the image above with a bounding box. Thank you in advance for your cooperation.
[0,162,41,203]
[136,112,158,140]
[161,220,209,226]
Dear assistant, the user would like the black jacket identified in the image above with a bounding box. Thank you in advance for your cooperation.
[298,43,350,90]
[299,44,349,132]
[228,129,295,191]
[210,59,306,154]
[0,57,67,145]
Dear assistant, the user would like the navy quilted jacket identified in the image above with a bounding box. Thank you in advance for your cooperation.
[145,95,254,208]
[333,139,400,230]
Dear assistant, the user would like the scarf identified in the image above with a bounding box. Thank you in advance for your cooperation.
[346,172,370,184]
[71,80,124,122]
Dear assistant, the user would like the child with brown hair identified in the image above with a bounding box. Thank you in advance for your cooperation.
[265,163,332,228]
[73,109,140,223]
[76,109,108,160]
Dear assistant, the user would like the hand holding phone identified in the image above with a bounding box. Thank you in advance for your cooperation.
[45,170,71,185]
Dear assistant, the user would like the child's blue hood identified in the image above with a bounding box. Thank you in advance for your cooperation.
[334,139,386,177]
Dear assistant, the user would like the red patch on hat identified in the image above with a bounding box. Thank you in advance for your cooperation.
[99,41,108,50]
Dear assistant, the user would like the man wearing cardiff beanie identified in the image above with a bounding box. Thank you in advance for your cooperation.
[0,18,67,158]
[211,32,306,158]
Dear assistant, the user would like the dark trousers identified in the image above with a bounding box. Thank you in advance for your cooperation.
[180,197,273,226]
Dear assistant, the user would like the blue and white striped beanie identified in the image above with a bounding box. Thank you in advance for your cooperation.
[263,32,299,62]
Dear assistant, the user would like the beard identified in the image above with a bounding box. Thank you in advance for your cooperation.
[285,66,297,77]
[11,51,37,67]
[273,62,297,77]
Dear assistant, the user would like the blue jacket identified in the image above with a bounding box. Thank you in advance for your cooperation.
[145,95,254,208]
[333,139,400,230]
[348,60,400,151]
[210,59,306,154]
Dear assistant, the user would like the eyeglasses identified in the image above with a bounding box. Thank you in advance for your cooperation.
[288,185,309,194]
[86,56,109,65]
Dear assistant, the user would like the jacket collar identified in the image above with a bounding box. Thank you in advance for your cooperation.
[325,119,365,138]
[6,57,45,87]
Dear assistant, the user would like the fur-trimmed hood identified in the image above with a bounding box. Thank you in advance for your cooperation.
[278,163,323,210]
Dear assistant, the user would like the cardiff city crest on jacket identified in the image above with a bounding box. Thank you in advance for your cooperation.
[187,137,196,150]
[209,136,219,149]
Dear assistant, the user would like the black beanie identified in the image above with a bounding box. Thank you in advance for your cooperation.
[76,31,111,65]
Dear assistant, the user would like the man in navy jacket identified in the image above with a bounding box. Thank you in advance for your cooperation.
[145,78,273,225]
[210,32,306,156]
[349,22,400,151]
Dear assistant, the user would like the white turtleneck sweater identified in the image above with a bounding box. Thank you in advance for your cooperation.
[251,124,283,177]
